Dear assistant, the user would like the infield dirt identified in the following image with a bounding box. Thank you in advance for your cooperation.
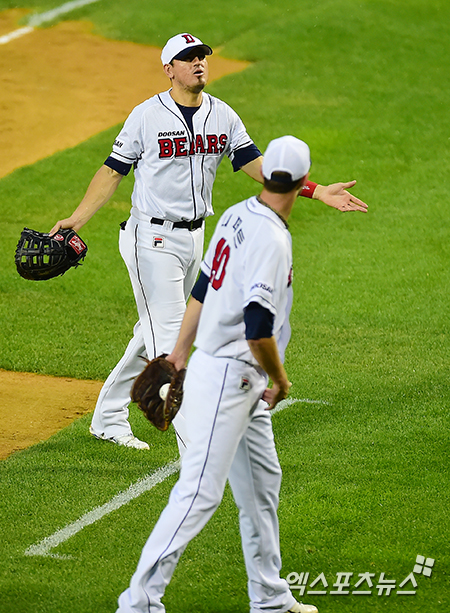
[0,9,249,459]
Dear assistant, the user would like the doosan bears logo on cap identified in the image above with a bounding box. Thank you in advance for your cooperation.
[160,33,213,65]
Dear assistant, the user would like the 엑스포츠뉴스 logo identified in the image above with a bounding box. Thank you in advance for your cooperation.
[286,555,435,598]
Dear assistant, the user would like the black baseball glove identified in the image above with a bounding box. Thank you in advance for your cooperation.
[131,355,186,431]
[15,227,88,280]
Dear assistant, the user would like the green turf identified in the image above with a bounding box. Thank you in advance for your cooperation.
[1,0,449,611]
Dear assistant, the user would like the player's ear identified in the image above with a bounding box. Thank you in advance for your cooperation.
[294,173,309,196]
[299,172,309,187]
[163,63,174,79]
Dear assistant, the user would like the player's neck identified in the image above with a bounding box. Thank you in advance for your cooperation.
[258,190,297,225]
[170,85,203,107]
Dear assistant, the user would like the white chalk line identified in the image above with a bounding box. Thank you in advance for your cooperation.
[24,460,180,559]
[0,26,34,44]
[24,396,329,559]
[270,397,330,415]
[0,0,100,45]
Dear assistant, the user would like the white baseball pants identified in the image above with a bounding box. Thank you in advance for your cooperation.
[90,212,204,442]
[116,349,297,613]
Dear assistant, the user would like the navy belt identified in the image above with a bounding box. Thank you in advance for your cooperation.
[151,218,204,231]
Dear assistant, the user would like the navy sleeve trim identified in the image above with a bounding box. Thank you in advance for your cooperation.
[104,156,132,176]
[244,301,274,340]
[232,144,262,172]
[191,271,209,303]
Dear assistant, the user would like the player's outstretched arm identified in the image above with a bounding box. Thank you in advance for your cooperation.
[166,297,203,371]
[240,156,264,184]
[49,165,124,235]
[247,336,292,410]
[312,180,368,212]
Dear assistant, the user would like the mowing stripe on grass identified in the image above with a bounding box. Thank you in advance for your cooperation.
[24,397,329,558]
[0,0,101,45]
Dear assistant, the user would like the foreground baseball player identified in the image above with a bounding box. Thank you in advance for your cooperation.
[50,32,367,450]
[116,135,319,613]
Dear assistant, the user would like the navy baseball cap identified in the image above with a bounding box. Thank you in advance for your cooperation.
[161,33,213,65]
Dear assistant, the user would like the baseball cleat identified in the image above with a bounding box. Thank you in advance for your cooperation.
[287,602,319,613]
[113,434,150,449]
[89,426,150,450]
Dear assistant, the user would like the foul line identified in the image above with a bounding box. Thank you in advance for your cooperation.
[24,460,180,559]
[0,0,101,45]
[270,397,330,415]
[24,397,329,558]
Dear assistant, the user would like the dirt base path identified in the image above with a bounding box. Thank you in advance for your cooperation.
[0,9,249,459]
[0,9,249,180]
[0,370,103,459]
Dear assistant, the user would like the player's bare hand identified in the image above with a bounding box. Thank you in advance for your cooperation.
[262,380,292,411]
[165,352,187,372]
[49,218,76,236]
[314,180,368,213]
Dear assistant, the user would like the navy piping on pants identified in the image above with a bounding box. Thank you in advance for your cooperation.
[134,223,157,359]
[144,363,230,612]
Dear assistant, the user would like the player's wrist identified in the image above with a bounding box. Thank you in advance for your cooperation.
[270,370,290,392]
[277,379,291,396]
[166,351,188,371]
[301,180,319,199]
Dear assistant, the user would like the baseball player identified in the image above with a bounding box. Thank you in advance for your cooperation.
[116,135,318,613]
[50,33,367,450]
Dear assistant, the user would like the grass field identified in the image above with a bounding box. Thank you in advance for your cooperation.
[1,0,449,611]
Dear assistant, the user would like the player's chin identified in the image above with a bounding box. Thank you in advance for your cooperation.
[190,82,206,94]
[191,75,207,89]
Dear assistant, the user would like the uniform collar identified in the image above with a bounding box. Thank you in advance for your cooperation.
[254,196,289,229]
[159,89,210,115]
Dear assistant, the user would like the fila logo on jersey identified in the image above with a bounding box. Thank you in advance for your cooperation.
[239,377,251,391]
[152,237,165,249]
[159,134,228,159]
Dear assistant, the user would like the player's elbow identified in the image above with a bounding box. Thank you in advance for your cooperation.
[247,337,273,350]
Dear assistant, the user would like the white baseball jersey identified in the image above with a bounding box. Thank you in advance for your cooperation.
[196,196,293,365]
[109,90,255,222]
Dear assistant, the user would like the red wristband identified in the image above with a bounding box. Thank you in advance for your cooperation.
[301,181,318,198]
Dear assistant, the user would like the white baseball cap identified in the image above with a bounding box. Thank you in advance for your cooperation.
[161,33,213,65]
[262,136,311,183]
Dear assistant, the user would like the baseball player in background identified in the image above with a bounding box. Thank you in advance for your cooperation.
[116,135,319,613]
[50,33,367,450]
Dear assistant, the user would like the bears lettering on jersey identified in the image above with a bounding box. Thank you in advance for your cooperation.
[158,133,228,159]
